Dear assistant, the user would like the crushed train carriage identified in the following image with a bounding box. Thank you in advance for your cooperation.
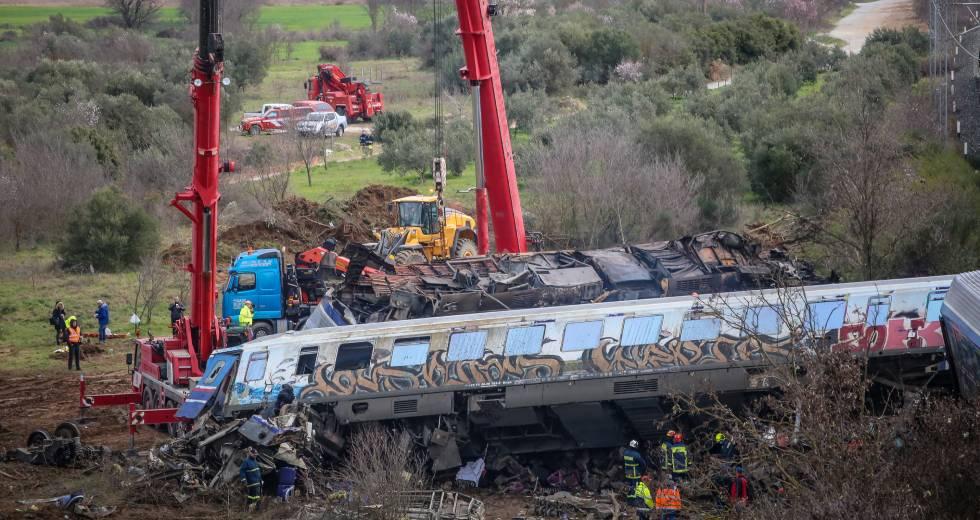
[332,230,830,323]
[179,274,955,469]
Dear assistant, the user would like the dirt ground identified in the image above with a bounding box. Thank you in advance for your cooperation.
[0,350,536,519]
[828,0,919,54]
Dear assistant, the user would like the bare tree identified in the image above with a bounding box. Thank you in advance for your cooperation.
[294,131,328,188]
[241,135,294,211]
[525,123,702,248]
[329,424,427,519]
[132,254,178,334]
[0,129,103,250]
[105,0,161,29]
[807,91,938,280]
[363,0,386,32]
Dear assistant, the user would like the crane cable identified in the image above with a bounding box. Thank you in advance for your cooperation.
[433,0,445,158]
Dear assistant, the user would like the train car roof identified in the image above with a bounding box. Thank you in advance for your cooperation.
[243,274,955,349]
[944,270,980,329]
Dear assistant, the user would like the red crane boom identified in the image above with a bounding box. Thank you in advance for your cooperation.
[454,0,527,254]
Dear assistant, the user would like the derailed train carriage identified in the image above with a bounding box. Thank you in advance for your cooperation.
[331,230,831,323]
[180,274,954,468]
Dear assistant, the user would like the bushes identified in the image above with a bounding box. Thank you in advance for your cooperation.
[636,114,746,226]
[691,14,801,66]
[58,187,159,272]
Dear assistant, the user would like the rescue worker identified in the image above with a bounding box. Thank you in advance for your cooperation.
[359,129,374,156]
[729,465,751,508]
[711,432,736,460]
[262,384,295,418]
[623,439,650,506]
[94,300,109,344]
[66,318,82,371]
[634,474,655,520]
[169,297,184,329]
[670,433,689,479]
[239,447,263,511]
[273,443,306,502]
[659,430,676,472]
[654,476,682,520]
[239,300,254,340]
[319,238,340,281]
[50,301,67,346]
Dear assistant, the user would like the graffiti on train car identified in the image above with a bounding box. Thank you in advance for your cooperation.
[835,316,943,352]
[581,335,793,374]
[299,352,566,399]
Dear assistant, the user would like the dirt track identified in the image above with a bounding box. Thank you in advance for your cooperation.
[828,0,919,54]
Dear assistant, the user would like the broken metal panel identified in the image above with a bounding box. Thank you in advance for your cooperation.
[551,402,626,448]
[176,352,238,420]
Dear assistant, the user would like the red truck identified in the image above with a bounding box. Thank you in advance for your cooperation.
[304,64,384,122]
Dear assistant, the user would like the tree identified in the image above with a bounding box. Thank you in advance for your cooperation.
[363,0,385,32]
[637,114,746,226]
[525,120,702,248]
[571,28,640,84]
[58,187,160,272]
[378,127,433,181]
[104,0,161,29]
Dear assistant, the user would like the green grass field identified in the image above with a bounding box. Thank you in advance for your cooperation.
[257,4,371,31]
[0,4,369,30]
[0,6,181,26]
[289,157,478,209]
[0,248,184,372]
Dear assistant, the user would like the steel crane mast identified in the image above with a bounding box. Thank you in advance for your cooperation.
[454,0,527,254]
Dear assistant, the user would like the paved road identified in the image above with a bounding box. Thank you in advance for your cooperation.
[828,0,918,54]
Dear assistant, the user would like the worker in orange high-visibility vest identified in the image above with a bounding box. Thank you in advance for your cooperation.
[66,318,82,371]
[654,475,682,520]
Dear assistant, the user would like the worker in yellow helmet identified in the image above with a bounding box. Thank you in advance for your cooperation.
[239,300,254,341]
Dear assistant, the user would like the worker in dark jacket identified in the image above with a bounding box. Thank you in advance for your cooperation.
[670,433,689,479]
[711,432,736,460]
[94,300,109,344]
[660,430,676,471]
[262,384,295,418]
[623,439,649,506]
[239,447,263,511]
[169,297,184,329]
[51,301,67,346]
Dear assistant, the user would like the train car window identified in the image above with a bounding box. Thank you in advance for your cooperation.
[680,318,721,341]
[866,297,891,327]
[745,306,781,336]
[621,315,664,347]
[391,338,430,367]
[562,320,603,351]
[244,351,268,382]
[926,290,948,322]
[448,331,488,361]
[296,346,319,375]
[806,300,846,333]
[505,325,545,356]
[335,342,373,371]
[238,272,256,291]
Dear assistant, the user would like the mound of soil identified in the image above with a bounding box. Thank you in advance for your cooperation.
[162,186,421,266]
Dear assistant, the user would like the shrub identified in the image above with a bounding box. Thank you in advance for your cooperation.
[59,187,159,272]
[372,110,416,143]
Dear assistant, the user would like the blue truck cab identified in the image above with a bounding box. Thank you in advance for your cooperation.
[222,248,288,338]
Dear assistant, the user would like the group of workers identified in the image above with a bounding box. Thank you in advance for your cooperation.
[624,430,750,518]
[49,299,110,370]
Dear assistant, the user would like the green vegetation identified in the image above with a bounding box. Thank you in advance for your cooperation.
[288,158,477,209]
[59,188,160,272]
[0,248,181,372]
[0,4,368,30]
[0,6,181,26]
[256,4,371,31]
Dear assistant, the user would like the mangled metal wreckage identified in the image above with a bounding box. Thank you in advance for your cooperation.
[331,231,830,324]
[179,273,952,472]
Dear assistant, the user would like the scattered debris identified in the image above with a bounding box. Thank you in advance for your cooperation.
[532,491,615,519]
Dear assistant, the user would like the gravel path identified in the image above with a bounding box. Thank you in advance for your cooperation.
[828,0,918,54]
